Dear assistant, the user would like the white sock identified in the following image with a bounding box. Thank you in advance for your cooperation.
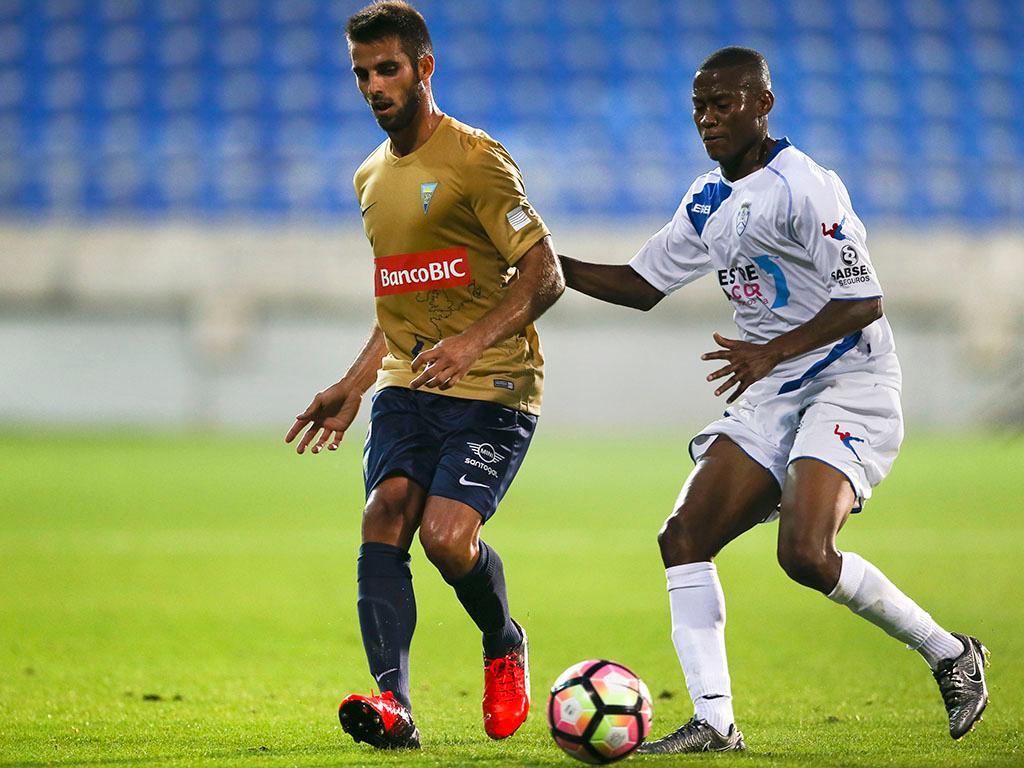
[666,561,735,736]
[827,551,965,668]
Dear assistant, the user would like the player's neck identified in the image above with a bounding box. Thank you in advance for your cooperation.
[388,101,445,157]
[720,135,777,182]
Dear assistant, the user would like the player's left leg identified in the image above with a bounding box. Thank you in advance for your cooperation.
[778,459,989,738]
[417,394,537,739]
[419,499,522,657]
[419,497,528,739]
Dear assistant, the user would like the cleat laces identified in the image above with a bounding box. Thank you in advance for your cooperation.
[934,660,965,709]
[487,657,524,701]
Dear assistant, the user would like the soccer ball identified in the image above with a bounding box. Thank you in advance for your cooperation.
[547,659,653,764]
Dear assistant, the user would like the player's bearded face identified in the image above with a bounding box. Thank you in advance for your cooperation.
[373,75,423,132]
[350,38,425,134]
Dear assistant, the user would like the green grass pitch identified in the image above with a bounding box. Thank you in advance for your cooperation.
[1,431,1022,767]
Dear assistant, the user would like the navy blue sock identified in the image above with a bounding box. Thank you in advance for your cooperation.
[447,541,523,658]
[356,542,416,711]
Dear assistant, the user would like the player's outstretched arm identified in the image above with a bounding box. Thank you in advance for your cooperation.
[410,235,564,390]
[285,323,387,455]
[703,297,883,403]
[559,256,665,311]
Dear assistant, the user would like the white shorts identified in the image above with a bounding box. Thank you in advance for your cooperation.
[689,371,904,518]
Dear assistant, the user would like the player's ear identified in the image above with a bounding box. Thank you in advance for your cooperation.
[758,89,775,117]
[418,53,435,81]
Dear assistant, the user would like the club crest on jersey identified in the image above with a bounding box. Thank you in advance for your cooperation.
[736,202,751,236]
[420,182,438,214]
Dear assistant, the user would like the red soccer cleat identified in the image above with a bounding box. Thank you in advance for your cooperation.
[482,622,530,739]
[338,691,420,749]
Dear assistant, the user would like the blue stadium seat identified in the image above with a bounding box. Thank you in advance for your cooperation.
[0,0,1020,222]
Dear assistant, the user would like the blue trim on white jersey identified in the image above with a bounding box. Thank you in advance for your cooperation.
[765,166,799,242]
[686,179,731,237]
[777,331,863,394]
[764,137,792,164]
[752,254,790,308]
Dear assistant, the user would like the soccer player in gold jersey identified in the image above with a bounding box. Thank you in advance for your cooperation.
[284,1,564,750]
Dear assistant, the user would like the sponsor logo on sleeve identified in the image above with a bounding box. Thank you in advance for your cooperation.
[374,247,471,296]
[830,245,873,286]
[821,216,848,240]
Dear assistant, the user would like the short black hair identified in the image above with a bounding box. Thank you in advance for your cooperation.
[346,1,433,66]
[698,46,771,89]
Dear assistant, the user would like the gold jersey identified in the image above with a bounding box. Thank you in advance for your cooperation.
[354,115,550,415]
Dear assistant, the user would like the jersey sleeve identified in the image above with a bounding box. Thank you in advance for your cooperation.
[628,191,712,294]
[464,140,550,265]
[791,166,884,300]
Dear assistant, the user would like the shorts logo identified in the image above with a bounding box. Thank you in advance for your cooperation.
[464,442,503,478]
[735,202,750,236]
[840,244,859,266]
[468,442,504,463]
[374,247,471,296]
[834,424,865,461]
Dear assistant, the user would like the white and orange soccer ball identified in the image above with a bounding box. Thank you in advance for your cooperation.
[546,659,653,764]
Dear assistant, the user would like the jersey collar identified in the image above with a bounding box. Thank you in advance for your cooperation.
[385,114,452,166]
[717,136,792,188]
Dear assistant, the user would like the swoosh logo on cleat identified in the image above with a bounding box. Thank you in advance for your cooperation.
[963,651,983,684]
[459,474,490,489]
[361,202,377,217]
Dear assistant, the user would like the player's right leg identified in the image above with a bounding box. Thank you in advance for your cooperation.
[639,436,780,754]
[339,387,437,749]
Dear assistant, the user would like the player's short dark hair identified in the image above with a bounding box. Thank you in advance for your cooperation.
[346,1,433,66]
[699,46,771,89]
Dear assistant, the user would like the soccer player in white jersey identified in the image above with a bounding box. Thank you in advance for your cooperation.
[560,47,989,753]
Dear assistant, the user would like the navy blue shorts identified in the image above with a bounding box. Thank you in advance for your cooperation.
[363,387,538,521]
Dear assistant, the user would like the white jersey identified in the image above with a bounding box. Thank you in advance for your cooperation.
[630,138,901,398]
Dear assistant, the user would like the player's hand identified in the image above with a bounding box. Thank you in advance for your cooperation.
[409,332,486,391]
[701,332,783,404]
[285,379,363,455]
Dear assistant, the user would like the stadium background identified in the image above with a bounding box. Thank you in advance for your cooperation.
[2,1,1023,766]
[1,0,1022,428]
